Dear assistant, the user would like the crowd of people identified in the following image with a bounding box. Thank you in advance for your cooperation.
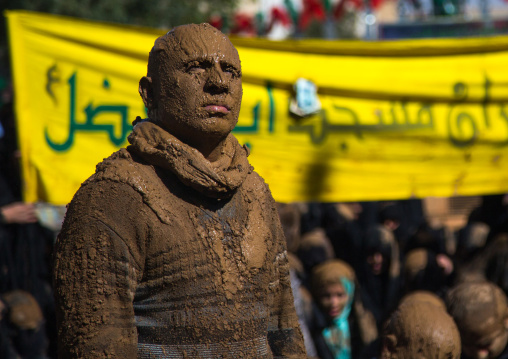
[0,86,57,358]
[277,198,508,358]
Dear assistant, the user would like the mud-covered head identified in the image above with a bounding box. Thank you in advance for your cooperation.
[399,290,446,311]
[381,301,461,359]
[311,259,355,320]
[447,282,508,359]
[139,24,242,159]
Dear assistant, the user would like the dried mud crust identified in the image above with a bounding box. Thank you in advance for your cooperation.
[382,301,461,359]
[54,125,306,358]
[54,23,305,359]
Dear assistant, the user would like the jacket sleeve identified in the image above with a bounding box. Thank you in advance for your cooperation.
[53,181,148,358]
[265,192,308,358]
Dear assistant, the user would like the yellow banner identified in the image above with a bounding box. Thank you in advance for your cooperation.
[6,10,508,205]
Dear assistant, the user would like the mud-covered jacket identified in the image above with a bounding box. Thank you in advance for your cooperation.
[54,119,306,359]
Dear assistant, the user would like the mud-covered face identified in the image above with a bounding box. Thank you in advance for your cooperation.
[462,320,508,359]
[149,25,242,147]
[318,283,349,319]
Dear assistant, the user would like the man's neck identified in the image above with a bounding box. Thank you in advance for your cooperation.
[172,132,227,163]
[199,138,227,163]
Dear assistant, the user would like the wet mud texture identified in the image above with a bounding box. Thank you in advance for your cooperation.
[141,23,243,163]
[54,23,305,359]
[54,121,306,358]
[447,281,508,354]
[398,290,446,311]
[382,301,461,359]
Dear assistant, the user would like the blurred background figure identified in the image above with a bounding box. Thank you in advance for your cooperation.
[310,259,378,359]
[381,300,461,359]
[402,247,454,297]
[298,227,336,283]
[447,281,508,359]
[0,84,55,358]
[356,225,401,333]
[277,202,319,357]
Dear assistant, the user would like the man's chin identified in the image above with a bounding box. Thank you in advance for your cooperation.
[202,118,238,135]
[192,125,236,142]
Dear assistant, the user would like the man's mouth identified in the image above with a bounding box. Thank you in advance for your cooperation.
[204,105,230,114]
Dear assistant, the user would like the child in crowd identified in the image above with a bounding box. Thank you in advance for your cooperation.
[381,300,461,359]
[447,281,508,359]
[311,259,377,359]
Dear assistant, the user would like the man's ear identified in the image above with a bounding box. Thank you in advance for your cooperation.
[383,334,397,356]
[139,76,154,111]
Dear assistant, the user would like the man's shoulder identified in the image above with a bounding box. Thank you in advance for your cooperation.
[240,170,281,213]
[82,147,158,188]
[91,147,143,179]
[243,169,272,194]
[243,166,269,184]
[68,149,140,201]
[69,147,158,204]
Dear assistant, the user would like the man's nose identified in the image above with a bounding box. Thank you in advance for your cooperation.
[205,64,228,93]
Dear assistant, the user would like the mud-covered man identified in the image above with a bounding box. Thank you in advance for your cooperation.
[447,282,508,359]
[53,24,307,358]
[381,300,461,359]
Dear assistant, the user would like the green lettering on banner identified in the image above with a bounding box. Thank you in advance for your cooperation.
[288,101,435,145]
[45,69,132,152]
[446,80,508,148]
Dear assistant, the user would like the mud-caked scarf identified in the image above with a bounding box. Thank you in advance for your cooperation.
[127,118,252,199]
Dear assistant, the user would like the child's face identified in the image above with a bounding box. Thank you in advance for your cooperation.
[461,320,508,359]
[318,283,349,319]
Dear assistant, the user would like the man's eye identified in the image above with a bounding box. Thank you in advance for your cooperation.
[186,61,206,73]
[222,65,240,77]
